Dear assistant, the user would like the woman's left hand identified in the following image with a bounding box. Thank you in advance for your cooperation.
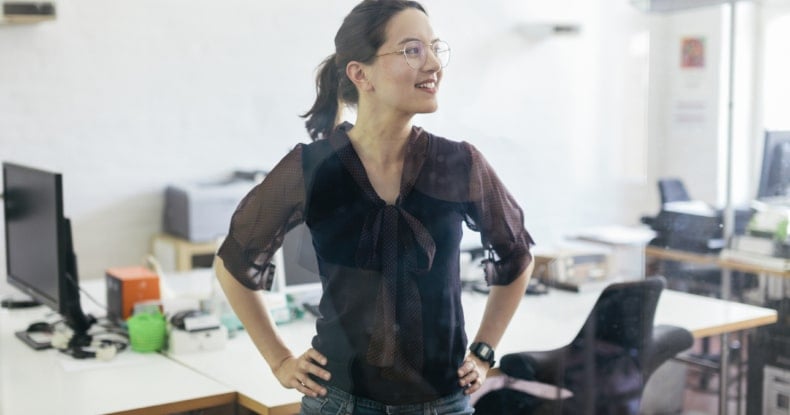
[458,355,488,395]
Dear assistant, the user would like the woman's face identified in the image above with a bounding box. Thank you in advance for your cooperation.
[365,8,443,118]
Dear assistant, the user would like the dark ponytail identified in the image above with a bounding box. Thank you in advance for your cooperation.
[301,0,427,141]
[303,55,341,141]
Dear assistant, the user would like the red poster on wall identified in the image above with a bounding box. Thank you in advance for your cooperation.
[681,37,705,69]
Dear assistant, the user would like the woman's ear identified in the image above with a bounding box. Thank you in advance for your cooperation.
[346,61,373,92]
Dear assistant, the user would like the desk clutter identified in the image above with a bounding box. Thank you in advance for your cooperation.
[17,318,130,361]
[10,262,254,361]
[127,311,166,352]
[167,309,228,354]
[720,203,790,271]
[106,266,161,321]
[532,249,613,293]
[106,266,235,355]
[101,260,327,358]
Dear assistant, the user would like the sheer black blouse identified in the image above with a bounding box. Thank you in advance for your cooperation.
[217,122,534,404]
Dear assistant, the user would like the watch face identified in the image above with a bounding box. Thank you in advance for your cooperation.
[472,342,493,361]
[479,344,491,356]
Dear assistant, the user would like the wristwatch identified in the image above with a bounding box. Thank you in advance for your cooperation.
[469,341,496,367]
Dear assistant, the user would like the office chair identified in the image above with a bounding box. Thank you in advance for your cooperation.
[474,277,694,415]
[658,178,691,204]
[641,178,691,229]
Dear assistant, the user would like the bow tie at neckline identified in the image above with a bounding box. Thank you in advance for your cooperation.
[329,124,436,379]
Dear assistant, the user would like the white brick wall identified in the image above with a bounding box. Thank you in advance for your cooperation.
[1,0,664,287]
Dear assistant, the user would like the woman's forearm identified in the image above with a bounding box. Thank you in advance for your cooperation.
[473,260,534,349]
[214,257,293,372]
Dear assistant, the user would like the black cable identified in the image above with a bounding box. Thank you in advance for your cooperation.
[63,270,108,312]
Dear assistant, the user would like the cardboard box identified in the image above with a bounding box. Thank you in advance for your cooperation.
[106,266,161,321]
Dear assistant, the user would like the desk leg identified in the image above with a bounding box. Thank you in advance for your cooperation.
[719,268,732,415]
[736,330,743,415]
[719,332,730,414]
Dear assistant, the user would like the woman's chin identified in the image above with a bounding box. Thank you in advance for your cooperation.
[417,102,439,114]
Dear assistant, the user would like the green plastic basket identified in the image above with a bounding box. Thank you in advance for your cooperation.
[127,312,167,352]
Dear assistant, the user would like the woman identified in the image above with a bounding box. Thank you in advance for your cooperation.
[214,1,535,413]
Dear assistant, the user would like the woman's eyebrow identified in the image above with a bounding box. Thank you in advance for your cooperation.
[396,37,441,45]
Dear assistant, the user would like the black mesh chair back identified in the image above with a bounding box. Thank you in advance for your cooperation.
[579,277,664,357]
[481,277,690,415]
[658,178,690,204]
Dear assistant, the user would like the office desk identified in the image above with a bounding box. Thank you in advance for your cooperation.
[0,305,236,415]
[168,286,777,415]
[167,320,315,415]
[645,245,790,278]
[646,245,788,414]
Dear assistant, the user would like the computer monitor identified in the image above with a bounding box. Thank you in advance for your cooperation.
[757,130,790,201]
[3,162,94,349]
[272,223,322,298]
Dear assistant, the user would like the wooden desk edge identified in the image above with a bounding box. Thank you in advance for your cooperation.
[107,391,237,415]
[644,246,719,265]
[238,393,301,415]
[690,314,779,339]
[645,245,790,277]
[717,258,790,277]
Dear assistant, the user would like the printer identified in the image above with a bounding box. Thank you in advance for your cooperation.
[646,200,753,253]
[163,173,263,242]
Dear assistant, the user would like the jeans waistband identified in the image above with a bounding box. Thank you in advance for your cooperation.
[324,385,467,414]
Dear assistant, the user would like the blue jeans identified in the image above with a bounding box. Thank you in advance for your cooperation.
[300,385,474,415]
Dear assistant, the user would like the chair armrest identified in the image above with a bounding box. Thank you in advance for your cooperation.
[645,324,694,376]
[500,348,567,385]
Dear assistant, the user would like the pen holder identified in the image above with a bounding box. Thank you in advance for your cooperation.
[127,311,167,352]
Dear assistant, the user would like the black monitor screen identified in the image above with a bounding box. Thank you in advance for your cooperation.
[278,223,322,296]
[757,130,790,200]
[3,162,92,350]
[3,162,63,311]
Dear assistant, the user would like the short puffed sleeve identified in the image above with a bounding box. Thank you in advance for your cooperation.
[216,145,306,290]
[463,142,534,285]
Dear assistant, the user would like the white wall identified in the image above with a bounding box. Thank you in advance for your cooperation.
[648,6,725,204]
[647,2,767,209]
[762,3,790,131]
[1,0,665,285]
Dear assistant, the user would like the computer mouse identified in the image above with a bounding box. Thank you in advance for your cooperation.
[27,321,52,333]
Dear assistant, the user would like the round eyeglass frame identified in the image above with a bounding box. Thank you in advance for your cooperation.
[376,40,451,70]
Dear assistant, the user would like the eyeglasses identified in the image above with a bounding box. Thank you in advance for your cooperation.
[376,40,451,70]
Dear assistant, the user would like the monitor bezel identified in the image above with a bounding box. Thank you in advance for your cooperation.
[3,162,64,312]
[757,130,790,201]
[3,162,93,345]
[271,223,323,297]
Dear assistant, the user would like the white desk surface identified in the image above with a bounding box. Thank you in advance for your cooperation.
[1,271,776,415]
[0,301,235,415]
[165,281,777,414]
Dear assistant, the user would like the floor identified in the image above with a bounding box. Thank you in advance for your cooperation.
[681,336,748,415]
[683,366,744,414]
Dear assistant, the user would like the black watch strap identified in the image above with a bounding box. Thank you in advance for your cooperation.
[469,341,496,367]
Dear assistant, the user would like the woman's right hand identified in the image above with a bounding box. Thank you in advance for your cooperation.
[273,348,332,397]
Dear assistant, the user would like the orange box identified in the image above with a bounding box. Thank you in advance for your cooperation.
[105,266,160,321]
